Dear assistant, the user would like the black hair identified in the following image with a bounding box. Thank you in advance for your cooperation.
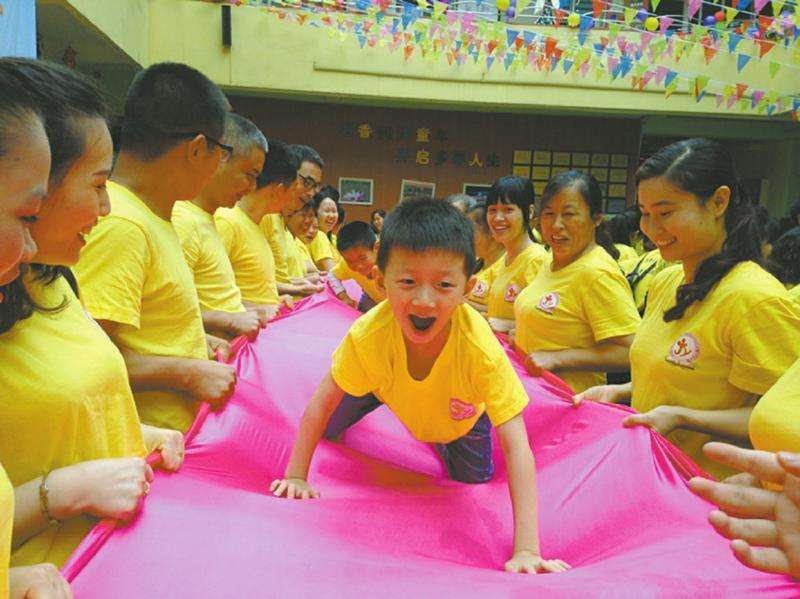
[635,138,760,322]
[313,185,340,211]
[609,206,641,245]
[467,200,490,273]
[370,208,386,234]
[0,62,41,159]
[486,176,535,240]
[224,113,267,156]
[767,227,800,286]
[0,59,111,334]
[0,58,107,183]
[540,170,619,260]
[255,139,299,189]
[119,62,229,161]
[377,198,475,277]
[289,144,324,169]
[789,199,800,225]
[337,204,346,226]
[337,221,377,253]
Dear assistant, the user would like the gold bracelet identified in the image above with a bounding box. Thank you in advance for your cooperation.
[39,473,58,525]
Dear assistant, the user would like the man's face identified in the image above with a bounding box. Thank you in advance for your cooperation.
[207,145,265,209]
[297,160,323,205]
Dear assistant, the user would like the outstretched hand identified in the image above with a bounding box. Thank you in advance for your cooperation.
[269,477,320,499]
[504,551,571,574]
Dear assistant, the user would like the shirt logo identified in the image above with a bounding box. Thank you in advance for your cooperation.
[537,291,560,314]
[449,398,477,421]
[472,280,489,298]
[504,283,521,303]
[666,333,700,369]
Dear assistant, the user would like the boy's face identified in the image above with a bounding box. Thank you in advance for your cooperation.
[341,245,376,278]
[377,248,476,347]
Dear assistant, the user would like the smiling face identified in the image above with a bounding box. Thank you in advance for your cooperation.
[377,247,475,349]
[540,185,601,268]
[372,212,384,233]
[316,197,338,233]
[0,113,50,284]
[637,176,729,267]
[30,117,113,266]
[341,245,377,278]
[486,200,525,247]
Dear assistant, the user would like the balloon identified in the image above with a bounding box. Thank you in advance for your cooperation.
[507,6,515,17]
[567,12,580,27]
[644,16,659,31]
[714,10,724,21]
[703,15,716,26]
[635,8,648,21]
[497,0,509,10]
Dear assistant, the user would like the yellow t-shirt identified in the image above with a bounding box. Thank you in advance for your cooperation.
[74,181,208,432]
[331,302,529,444]
[0,275,146,567]
[284,229,308,280]
[330,233,342,263]
[331,260,384,303]
[624,249,673,312]
[172,200,245,314]
[295,237,313,262]
[309,230,336,268]
[614,243,639,265]
[485,243,548,328]
[788,284,800,304]
[514,246,641,393]
[1,464,11,596]
[215,205,279,306]
[468,255,503,307]
[749,358,800,454]
[630,262,800,478]
[260,214,290,284]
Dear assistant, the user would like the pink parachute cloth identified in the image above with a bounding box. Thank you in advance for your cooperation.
[63,290,799,597]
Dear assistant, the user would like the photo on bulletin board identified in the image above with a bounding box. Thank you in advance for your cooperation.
[512,165,532,179]
[531,166,551,181]
[339,177,374,205]
[572,153,590,167]
[513,150,532,164]
[608,183,627,198]
[533,181,547,196]
[400,179,436,203]
[552,152,571,166]
[606,198,627,214]
[463,183,492,201]
[611,154,629,168]
[609,168,628,183]
[533,150,552,165]
[591,153,610,167]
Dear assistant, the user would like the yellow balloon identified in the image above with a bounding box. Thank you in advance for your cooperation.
[644,16,659,31]
[497,0,510,11]
[567,12,580,27]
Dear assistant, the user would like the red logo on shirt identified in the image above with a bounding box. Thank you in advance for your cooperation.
[472,280,489,298]
[504,284,521,302]
[537,291,560,314]
[449,398,477,421]
[666,333,700,369]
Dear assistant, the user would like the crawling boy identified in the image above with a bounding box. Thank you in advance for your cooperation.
[328,221,385,312]
[270,199,568,574]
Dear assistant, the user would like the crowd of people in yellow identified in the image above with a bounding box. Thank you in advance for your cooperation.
[1,56,800,596]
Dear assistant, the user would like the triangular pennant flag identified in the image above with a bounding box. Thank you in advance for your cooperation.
[504,53,515,70]
[736,83,748,97]
[751,89,765,108]
[737,0,752,10]
[695,75,710,94]
[486,55,496,69]
[754,0,770,13]
[607,56,620,78]
[592,0,605,17]
[769,61,781,77]
[651,0,661,11]
[545,36,558,56]
[771,0,786,17]
[665,79,678,99]
[737,53,752,71]
[728,33,743,53]
[580,61,591,77]
[507,29,519,47]
[619,54,633,77]
[688,0,702,19]
[523,31,536,46]
[404,44,414,59]
[664,69,678,87]
[659,16,674,34]
[642,70,655,87]
[758,39,775,58]
[654,65,669,86]
[579,30,589,45]
[725,7,738,24]
[624,7,637,24]
[703,42,718,63]
[563,59,574,73]
[416,0,428,10]
[433,1,447,18]
[716,93,725,107]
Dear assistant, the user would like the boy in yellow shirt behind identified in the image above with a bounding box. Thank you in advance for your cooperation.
[271,199,569,575]
[328,221,384,312]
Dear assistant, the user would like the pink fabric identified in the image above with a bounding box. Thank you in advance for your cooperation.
[64,290,799,597]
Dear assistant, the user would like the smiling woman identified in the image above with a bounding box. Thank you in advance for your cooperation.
[574,138,800,479]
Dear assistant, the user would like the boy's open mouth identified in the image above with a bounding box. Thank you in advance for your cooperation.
[409,315,436,331]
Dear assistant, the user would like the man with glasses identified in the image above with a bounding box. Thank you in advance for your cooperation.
[173,113,267,346]
[74,62,237,433]
[260,144,327,298]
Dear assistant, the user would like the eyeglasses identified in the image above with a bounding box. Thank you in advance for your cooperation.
[168,132,233,162]
[298,173,321,191]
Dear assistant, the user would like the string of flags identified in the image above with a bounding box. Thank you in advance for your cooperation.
[220,0,800,119]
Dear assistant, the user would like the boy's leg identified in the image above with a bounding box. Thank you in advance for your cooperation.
[323,393,382,439]
[434,413,494,484]
[357,293,377,313]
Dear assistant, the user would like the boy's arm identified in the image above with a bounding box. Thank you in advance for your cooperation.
[270,371,345,499]
[496,414,570,574]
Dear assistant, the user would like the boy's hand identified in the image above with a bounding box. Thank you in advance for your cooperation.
[504,551,571,574]
[269,477,320,499]
[623,405,684,436]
